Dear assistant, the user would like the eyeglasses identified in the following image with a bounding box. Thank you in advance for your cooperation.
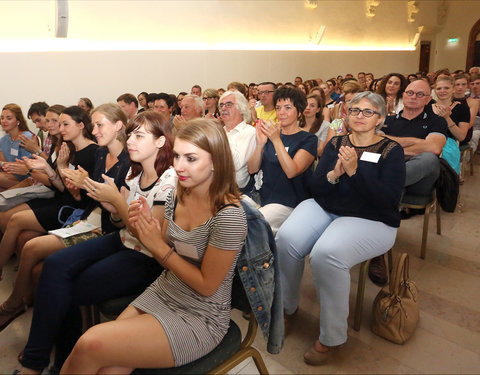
[202,97,214,100]
[404,90,427,98]
[348,107,380,118]
[258,90,275,96]
[219,101,235,109]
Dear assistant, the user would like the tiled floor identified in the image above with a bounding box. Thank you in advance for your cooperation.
[1,156,479,374]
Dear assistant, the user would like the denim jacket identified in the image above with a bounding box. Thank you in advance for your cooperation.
[237,200,284,354]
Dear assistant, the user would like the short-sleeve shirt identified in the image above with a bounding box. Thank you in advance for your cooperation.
[425,100,470,139]
[0,131,34,162]
[382,110,448,140]
[120,167,177,254]
[255,106,277,123]
[259,131,317,208]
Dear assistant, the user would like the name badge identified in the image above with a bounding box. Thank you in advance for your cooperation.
[10,148,19,157]
[174,240,199,260]
[360,151,381,163]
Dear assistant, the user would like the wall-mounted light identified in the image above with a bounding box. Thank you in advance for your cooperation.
[411,25,424,47]
[366,0,380,18]
[304,0,318,9]
[447,38,459,44]
[309,25,326,45]
[407,0,419,23]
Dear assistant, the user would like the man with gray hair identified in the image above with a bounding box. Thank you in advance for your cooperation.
[173,94,204,130]
[219,90,256,190]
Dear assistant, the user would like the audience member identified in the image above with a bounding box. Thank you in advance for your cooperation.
[173,94,204,130]
[299,94,330,156]
[202,88,220,118]
[27,102,49,147]
[117,93,139,120]
[0,104,35,189]
[219,90,256,190]
[61,119,246,374]
[247,87,317,234]
[137,92,149,113]
[376,73,407,115]
[254,82,277,123]
[276,91,405,366]
[77,98,94,113]
[227,82,248,98]
[191,84,202,96]
[153,93,175,124]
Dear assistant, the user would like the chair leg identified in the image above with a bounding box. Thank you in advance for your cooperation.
[421,204,432,259]
[470,149,474,176]
[251,348,270,375]
[354,260,369,331]
[387,249,393,276]
[436,201,441,235]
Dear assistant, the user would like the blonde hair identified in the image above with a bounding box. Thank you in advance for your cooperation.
[175,118,240,213]
[91,103,128,146]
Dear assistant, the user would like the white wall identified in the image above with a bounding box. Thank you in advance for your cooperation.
[0,49,418,119]
[431,1,480,70]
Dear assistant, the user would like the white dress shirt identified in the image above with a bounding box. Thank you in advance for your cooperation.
[224,121,256,188]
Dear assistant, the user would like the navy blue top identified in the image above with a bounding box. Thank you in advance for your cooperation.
[382,110,448,140]
[311,135,406,228]
[259,131,317,208]
[81,147,131,234]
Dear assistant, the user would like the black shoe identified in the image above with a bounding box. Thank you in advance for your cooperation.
[368,256,388,286]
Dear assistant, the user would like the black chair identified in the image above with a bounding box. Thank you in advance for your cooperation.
[89,274,269,375]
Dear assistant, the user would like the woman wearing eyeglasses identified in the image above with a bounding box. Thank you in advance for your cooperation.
[202,89,220,119]
[276,92,405,365]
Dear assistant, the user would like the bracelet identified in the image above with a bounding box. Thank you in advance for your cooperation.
[110,214,122,223]
[161,247,175,266]
[448,124,455,128]
[327,172,339,184]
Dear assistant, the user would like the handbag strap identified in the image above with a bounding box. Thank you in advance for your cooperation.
[389,253,409,295]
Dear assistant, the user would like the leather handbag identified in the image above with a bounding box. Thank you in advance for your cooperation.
[371,253,419,344]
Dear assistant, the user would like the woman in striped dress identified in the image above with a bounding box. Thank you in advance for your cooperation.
[61,119,248,374]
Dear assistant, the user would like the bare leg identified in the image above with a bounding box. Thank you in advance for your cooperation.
[0,203,30,232]
[4,235,65,308]
[61,308,175,374]
[0,172,21,191]
[0,209,45,277]
[15,230,43,270]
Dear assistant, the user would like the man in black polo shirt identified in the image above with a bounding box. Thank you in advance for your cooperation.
[382,79,447,190]
[369,80,447,286]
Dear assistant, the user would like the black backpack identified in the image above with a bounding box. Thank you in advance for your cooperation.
[436,158,460,213]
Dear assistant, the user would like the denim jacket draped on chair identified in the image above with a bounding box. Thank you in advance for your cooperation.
[237,199,284,354]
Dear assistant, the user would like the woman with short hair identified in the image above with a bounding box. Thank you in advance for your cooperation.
[277,92,405,365]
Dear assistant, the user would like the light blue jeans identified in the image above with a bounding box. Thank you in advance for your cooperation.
[276,198,397,346]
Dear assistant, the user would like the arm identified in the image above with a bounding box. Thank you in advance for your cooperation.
[247,122,267,174]
[22,155,65,190]
[384,133,446,156]
[259,121,315,178]
[466,98,479,127]
[18,134,44,157]
[432,103,469,142]
[135,206,244,297]
[229,128,256,174]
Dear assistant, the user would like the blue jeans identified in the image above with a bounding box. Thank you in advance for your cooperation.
[20,231,162,371]
[276,199,397,346]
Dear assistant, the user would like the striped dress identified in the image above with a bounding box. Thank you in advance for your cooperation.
[131,192,247,366]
